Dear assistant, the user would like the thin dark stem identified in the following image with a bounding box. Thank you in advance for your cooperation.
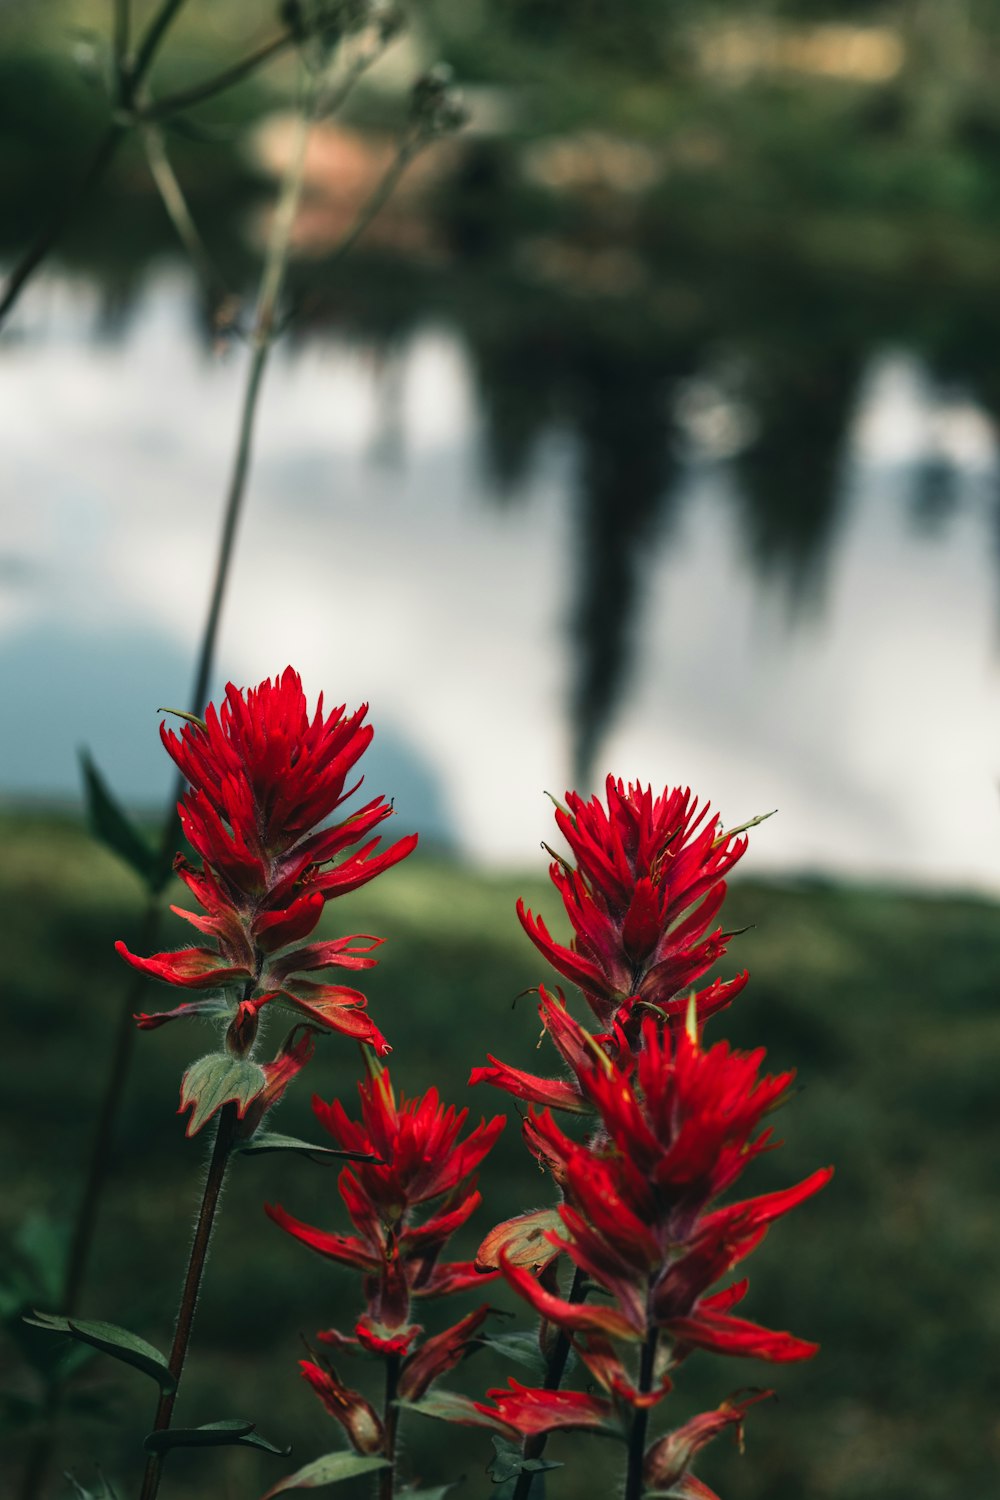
[377,1354,401,1500]
[132,0,190,85]
[64,893,162,1314]
[141,31,295,121]
[113,0,132,95]
[0,0,191,331]
[140,125,232,312]
[623,1328,658,1500]
[138,1104,239,1500]
[0,124,126,329]
[511,1265,588,1500]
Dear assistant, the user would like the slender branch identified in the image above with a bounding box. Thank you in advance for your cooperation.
[624,1328,658,1500]
[0,124,127,328]
[378,1354,401,1500]
[113,0,132,97]
[511,1265,588,1500]
[140,124,232,311]
[138,1105,239,1500]
[131,0,191,86]
[325,139,421,272]
[0,0,191,330]
[140,31,296,122]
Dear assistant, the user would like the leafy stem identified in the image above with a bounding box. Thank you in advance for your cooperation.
[137,1104,239,1500]
[511,1264,588,1500]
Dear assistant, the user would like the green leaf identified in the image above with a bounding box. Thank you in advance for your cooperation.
[261,1452,391,1496]
[398,1488,456,1499]
[23,1313,175,1393]
[487,1436,561,1485]
[180,1054,266,1136]
[397,1389,507,1431]
[477,1331,548,1378]
[143,1418,290,1455]
[238,1132,375,1163]
[79,751,165,891]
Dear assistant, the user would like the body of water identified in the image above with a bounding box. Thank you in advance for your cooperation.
[3,271,1000,889]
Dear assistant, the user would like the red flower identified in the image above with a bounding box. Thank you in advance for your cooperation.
[477,1013,830,1446]
[299,1360,385,1455]
[116,670,416,1132]
[518,777,749,1032]
[642,1391,774,1497]
[268,1065,505,1334]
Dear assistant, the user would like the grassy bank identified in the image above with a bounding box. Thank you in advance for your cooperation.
[1,810,998,1499]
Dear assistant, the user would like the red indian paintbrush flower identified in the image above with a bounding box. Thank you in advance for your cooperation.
[474,1007,831,1489]
[268,1063,505,1334]
[266,1064,505,1462]
[115,668,416,1133]
[519,777,752,1034]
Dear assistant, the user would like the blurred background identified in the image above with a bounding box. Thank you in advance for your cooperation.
[2,2,1000,1498]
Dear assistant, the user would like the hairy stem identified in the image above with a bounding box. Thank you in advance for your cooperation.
[138,1104,239,1500]
[377,1354,401,1500]
[623,1327,658,1500]
[511,1265,588,1500]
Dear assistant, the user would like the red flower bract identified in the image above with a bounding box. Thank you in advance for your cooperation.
[116,669,417,1132]
[475,1010,830,1489]
[518,777,749,1032]
[268,1064,506,1332]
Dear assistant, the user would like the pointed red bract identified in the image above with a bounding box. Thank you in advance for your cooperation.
[271,1066,504,1351]
[116,669,416,1130]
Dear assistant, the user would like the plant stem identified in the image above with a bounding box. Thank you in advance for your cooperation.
[0,0,195,331]
[623,1328,658,1500]
[138,1104,239,1500]
[140,30,296,121]
[511,1265,588,1500]
[378,1354,401,1500]
[0,124,127,328]
[140,124,231,313]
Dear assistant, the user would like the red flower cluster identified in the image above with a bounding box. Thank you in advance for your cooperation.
[520,777,750,1032]
[266,1064,506,1457]
[473,778,749,1116]
[475,1006,831,1489]
[116,668,416,1132]
[462,777,827,1494]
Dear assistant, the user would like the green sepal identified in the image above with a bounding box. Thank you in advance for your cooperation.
[142,1418,290,1455]
[238,1132,376,1163]
[488,1435,562,1484]
[180,1054,266,1136]
[23,1312,175,1393]
[260,1452,391,1496]
[79,751,167,892]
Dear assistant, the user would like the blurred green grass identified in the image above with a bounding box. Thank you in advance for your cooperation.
[2,810,999,1499]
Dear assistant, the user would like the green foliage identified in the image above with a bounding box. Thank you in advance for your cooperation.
[2,813,999,1497]
[142,1418,290,1455]
[180,1054,265,1136]
[22,1314,175,1393]
[261,1451,390,1494]
[79,752,166,892]
[237,1131,373,1162]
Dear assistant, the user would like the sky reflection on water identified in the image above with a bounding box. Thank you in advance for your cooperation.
[2,273,1000,889]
